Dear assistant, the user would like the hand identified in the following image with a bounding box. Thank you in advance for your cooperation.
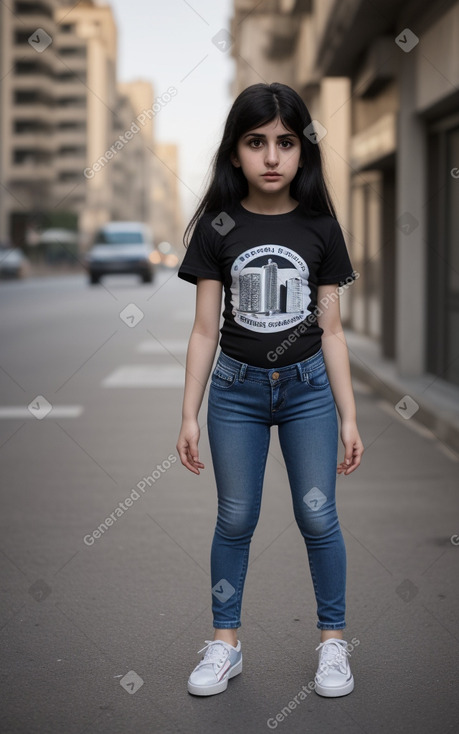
[337,420,364,476]
[176,418,205,475]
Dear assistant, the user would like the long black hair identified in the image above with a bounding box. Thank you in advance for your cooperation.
[183,82,336,247]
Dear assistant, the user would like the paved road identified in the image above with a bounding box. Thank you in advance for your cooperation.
[0,271,458,734]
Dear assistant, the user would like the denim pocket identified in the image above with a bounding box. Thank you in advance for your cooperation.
[210,365,237,390]
[306,362,330,389]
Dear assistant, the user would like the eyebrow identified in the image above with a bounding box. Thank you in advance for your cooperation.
[243,132,297,139]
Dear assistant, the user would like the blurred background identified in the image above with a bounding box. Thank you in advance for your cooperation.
[1,3,459,733]
[0,0,458,395]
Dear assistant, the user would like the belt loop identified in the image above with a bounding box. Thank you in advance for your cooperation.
[296,362,307,382]
[239,362,247,383]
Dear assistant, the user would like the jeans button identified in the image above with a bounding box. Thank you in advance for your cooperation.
[272,372,280,380]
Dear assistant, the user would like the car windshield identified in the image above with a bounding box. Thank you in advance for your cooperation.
[95,230,144,245]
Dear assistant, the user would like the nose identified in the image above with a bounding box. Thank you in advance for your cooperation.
[265,142,279,167]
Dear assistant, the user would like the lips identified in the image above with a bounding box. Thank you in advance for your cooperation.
[262,172,281,178]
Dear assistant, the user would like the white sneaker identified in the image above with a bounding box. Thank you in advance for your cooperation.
[314,638,354,697]
[188,639,242,696]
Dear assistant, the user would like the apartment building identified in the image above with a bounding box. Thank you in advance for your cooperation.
[151,142,184,251]
[0,0,183,256]
[116,82,183,251]
[230,0,459,392]
[53,0,119,247]
[0,0,58,246]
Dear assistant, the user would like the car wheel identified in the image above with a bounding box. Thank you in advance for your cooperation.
[89,273,100,285]
[141,271,153,283]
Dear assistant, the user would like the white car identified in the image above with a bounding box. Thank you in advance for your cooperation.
[85,222,156,285]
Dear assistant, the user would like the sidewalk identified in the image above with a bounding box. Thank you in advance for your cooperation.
[344,328,459,457]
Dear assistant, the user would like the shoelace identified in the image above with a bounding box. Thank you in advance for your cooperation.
[315,640,349,675]
[195,640,231,669]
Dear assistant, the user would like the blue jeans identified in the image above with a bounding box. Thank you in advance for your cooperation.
[207,346,346,631]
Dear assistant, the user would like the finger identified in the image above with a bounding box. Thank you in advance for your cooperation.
[342,449,362,474]
[187,437,205,469]
[188,438,200,462]
[188,450,205,470]
[337,444,359,474]
[177,442,200,474]
[338,445,353,471]
[184,451,201,475]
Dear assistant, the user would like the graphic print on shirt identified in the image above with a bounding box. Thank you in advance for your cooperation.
[230,245,311,333]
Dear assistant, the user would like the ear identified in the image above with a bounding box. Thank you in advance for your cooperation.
[230,152,241,168]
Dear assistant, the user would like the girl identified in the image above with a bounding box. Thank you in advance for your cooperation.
[176,82,364,699]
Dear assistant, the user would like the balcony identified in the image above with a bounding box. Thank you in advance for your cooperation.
[13,14,56,33]
[11,132,57,152]
[12,43,56,66]
[55,152,87,174]
[262,14,299,59]
[11,101,54,121]
[55,128,86,147]
[313,0,431,76]
[9,160,55,182]
[15,0,57,14]
[14,74,54,95]
[55,104,87,121]
[55,28,84,49]
[54,55,87,75]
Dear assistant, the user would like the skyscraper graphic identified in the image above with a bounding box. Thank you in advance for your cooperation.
[261,259,279,313]
[239,272,261,312]
[286,277,303,312]
[237,258,303,315]
[233,246,310,331]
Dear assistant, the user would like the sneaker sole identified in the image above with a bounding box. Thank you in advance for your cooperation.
[314,674,354,697]
[187,657,242,696]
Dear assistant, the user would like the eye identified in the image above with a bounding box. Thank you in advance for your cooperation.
[280,139,294,148]
[248,138,263,148]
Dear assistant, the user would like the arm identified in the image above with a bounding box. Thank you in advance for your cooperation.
[317,284,364,476]
[176,277,223,474]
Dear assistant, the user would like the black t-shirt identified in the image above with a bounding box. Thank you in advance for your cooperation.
[177,200,356,368]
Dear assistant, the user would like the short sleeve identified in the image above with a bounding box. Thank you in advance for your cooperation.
[177,216,223,285]
[317,218,357,287]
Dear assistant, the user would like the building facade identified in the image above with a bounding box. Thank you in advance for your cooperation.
[0,0,183,256]
[231,0,459,389]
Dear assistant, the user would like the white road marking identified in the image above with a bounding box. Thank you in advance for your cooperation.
[102,364,185,387]
[136,339,188,354]
[0,406,84,419]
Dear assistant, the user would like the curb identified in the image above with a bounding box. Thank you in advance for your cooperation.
[345,329,459,457]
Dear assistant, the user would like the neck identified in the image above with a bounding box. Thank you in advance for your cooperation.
[241,190,298,215]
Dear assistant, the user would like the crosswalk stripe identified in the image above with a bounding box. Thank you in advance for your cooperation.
[0,406,83,419]
[136,339,188,354]
[102,364,185,388]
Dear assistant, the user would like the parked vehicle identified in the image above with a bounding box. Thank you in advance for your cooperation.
[39,228,79,263]
[0,247,31,279]
[85,222,155,285]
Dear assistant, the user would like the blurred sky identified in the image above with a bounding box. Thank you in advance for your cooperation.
[108,0,236,224]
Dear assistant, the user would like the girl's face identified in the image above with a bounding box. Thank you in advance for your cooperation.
[231,117,302,197]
